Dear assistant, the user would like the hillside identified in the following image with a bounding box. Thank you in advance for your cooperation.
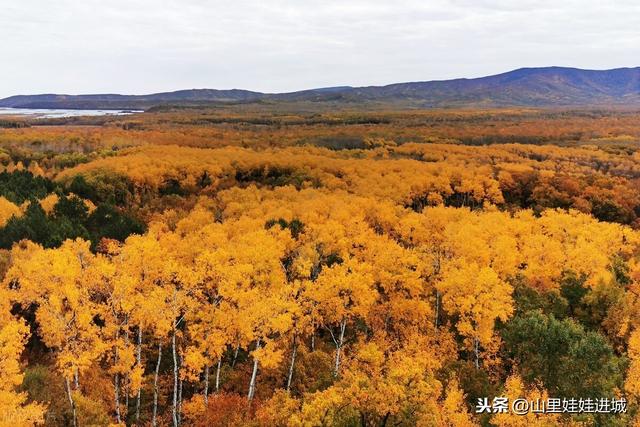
[0,89,265,110]
[351,66,640,107]
[1,66,639,109]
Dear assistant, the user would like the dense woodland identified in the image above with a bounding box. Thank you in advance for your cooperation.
[2,108,640,426]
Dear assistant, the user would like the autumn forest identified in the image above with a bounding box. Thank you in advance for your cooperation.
[3,107,640,426]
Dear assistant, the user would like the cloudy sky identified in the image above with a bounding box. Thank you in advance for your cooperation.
[1,0,639,97]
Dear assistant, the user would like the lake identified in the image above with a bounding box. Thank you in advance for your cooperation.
[0,108,141,119]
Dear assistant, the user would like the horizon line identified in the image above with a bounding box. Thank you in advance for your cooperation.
[2,65,640,99]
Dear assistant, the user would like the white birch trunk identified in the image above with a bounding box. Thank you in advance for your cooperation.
[114,329,122,424]
[232,344,240,368]
[247,338,261,401]
[177,351,183,426]
[203,364,210,405]
[215,357,222,392]
[435,290,440,329]
[172,328,179,427]
[135,326,142,423]
[65,377,77,427]
[114,371,121,424]
[332,320,347,377]
[152,342,162,427]
[286,335,298,391]
[124,323,130,416]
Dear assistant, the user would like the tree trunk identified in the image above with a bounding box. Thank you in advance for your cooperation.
[232,344,240,368]
[286,335,298,391]
[474,337,480,369]
[65,377,78,427]
[125,386,129,417]
[332,320,347,377]
[204,364,210,406]
[178,351,183,426]
[215,357,222,392]
[381,411,391,426]
[114,371,121,424]
[74,368,79,390]
[172,328,179,427]
[434,290,440,329]
[124,324,130,418]
[311,330,315,352]
[135,326,142,424]
[247,338,261,401]
[114,330,122,425]
[152,342,162,427]
[178,378,183,425]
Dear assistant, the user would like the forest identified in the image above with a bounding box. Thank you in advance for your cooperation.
[2,107,640,426]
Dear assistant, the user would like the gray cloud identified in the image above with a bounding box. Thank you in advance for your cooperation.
[1,0,638,97]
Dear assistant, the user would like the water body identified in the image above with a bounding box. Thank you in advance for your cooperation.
[0,108,141,119]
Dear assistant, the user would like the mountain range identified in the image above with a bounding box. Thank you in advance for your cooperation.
[1,66,639,110]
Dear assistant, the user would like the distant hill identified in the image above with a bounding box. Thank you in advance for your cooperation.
[2,67,639,109]
[345,67,640,107]
[0,89,265,110]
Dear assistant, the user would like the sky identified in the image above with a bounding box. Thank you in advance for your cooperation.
[1,0,639,97]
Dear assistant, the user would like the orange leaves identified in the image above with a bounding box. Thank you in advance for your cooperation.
[56,143,508,212]
[4,120,640,424]
[521,209,635,291]
[297,339,443,426]
[407,205,635,295]
[625,329,640,403]
[491,374,564,427]
[438,262,513,346]
[8,107,640,425]
[0,317,46,425]
[437,378,479,427]
[310,259,376,324]
[0,196,21,226]
[255,390,301,427]
[0,318,30,389]
[5,239,110,379]
[38,193,60,214]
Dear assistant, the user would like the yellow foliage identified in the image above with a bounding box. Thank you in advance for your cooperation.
[38,193,59,214]
[625,329,640,403]
[429,379,478,427]
[256,390,301,427]
[0,313,46,425]
[492,374,563,427]
[438,262,513,350]
[0,197,21,227]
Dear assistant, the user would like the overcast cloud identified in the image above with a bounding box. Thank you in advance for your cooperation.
[1,0,639,97]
